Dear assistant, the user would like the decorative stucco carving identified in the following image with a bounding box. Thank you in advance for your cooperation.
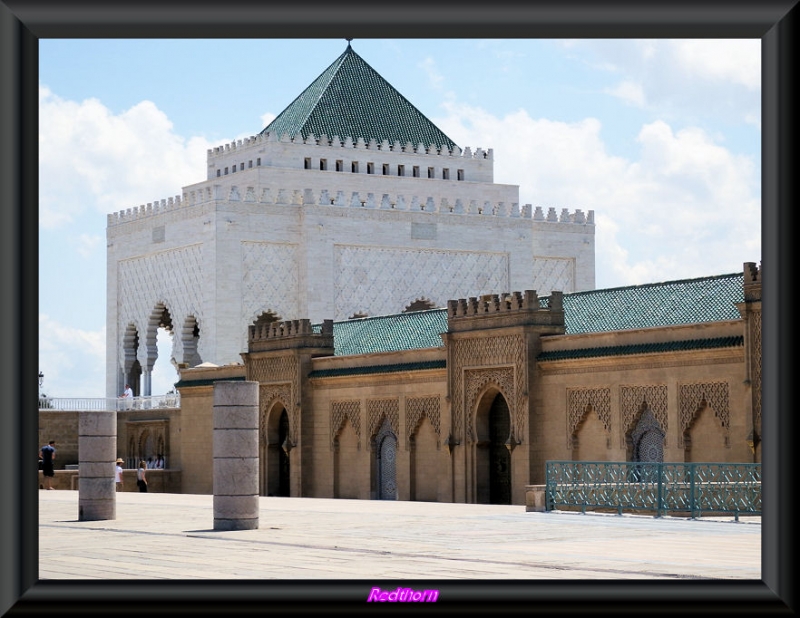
[405,396,441,450]
[567,387,611,448]
[331,400,362,450]
[249,355,299,444]
[621,385,668,448]
[678,381,730,446]
[367,398,399,450]
[451,334,526,443]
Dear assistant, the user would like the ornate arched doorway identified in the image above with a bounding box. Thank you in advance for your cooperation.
[476,392,512,504]
[262,405,290,497]
[375,417,397,500]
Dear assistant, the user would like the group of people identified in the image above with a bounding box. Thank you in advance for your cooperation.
[41,439,163,493]
[115,455,165,492]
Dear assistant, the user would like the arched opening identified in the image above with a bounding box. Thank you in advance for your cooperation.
[180,315,202,367]
[147,303,177,396]
[475,391,511,504]
[262,403,291,496]
[626,405,665,482]
[122,324,141,396]
[372,417,397,500]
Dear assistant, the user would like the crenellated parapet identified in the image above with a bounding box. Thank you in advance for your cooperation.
[207,131,492,160]
[743,261,761,302]
[248,319,334,353]
[108,183,595,228]
[446,290,566,333]
[107,194,190,226]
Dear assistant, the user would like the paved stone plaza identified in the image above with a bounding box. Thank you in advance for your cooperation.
[38,490,760,580]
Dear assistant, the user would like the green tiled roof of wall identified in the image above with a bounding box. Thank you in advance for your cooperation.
[547,272,745,334]
[259,44,458,150]
[314,309,448,357]
[537,336,744,361]
[311,271,745,357]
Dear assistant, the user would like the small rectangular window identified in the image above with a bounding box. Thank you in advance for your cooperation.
[240,162,245,171]
[352,161,359,173]
[224,167,229,175]
[257,158,261,166]
[413,166,420,178]
[216,169,221,177]
[320,159,328,171]
[367,162,374,174]
[336,160,343,172]
[428,167,435,179]
[231,165,236,173]
[304,158,311,170]
[457,169,464,181]
[442,168,450,180]
[398,165,405,177]
[248,160,253,168]
[382,164,390,175]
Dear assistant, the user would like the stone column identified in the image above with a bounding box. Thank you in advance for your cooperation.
[213,380,259,531]
[78,410,117,521]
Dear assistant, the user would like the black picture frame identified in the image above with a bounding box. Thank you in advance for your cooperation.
[2,1,795,614]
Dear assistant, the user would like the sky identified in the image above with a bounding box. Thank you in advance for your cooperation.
[38,38,761,399]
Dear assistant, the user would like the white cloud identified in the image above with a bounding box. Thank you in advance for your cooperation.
[605,80,646,107]
[39,314,106,398]
[74,233,103,259]
[434,102,760,288]
[670,40,760,91]
[39,85,213,229]
[418,57,445,90]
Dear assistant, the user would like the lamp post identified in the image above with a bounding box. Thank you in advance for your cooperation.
[38,371,44,399]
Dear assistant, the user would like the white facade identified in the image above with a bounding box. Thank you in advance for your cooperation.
[106,131,595,398]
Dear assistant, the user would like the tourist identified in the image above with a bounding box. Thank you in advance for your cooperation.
[115,458,124,491]
[136,460,148,492]
[39,440,56,490]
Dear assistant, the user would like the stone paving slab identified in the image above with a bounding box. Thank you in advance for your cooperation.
[37,490,761,581]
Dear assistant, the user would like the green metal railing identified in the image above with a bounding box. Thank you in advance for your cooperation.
[545,461,761,520]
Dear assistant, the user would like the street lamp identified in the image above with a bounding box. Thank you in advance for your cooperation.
[38,371,44,388]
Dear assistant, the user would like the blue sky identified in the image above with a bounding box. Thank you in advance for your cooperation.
[38,38,761,398]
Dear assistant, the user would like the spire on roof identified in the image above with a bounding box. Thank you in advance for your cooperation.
[260,44,458,150]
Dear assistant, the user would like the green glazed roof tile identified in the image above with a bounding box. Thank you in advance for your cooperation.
[260,43,458,151]
[546,272,745,334]
[312,271,746,357]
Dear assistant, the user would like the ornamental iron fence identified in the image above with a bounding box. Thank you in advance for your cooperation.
[545,461,761,520]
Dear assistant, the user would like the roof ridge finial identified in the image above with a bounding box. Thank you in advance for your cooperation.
[346,38,353,49]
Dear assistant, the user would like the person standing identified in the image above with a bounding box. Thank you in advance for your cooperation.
[119,383,134,410]
[39,440,56,490]
[136,460,148,492]
[115,458,125,491]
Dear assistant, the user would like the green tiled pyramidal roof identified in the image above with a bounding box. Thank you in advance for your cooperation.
[313,271,746,357]
[260,43,458,151]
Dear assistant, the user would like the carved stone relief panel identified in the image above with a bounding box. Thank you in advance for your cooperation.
[567,387,611,449]
[249,355,299,443]
[620,385,668,447]
[331,400,362,450]
[405,396,441,450]
[367,398,399,450]
[678,381,730,447]
[451,334,526,443]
